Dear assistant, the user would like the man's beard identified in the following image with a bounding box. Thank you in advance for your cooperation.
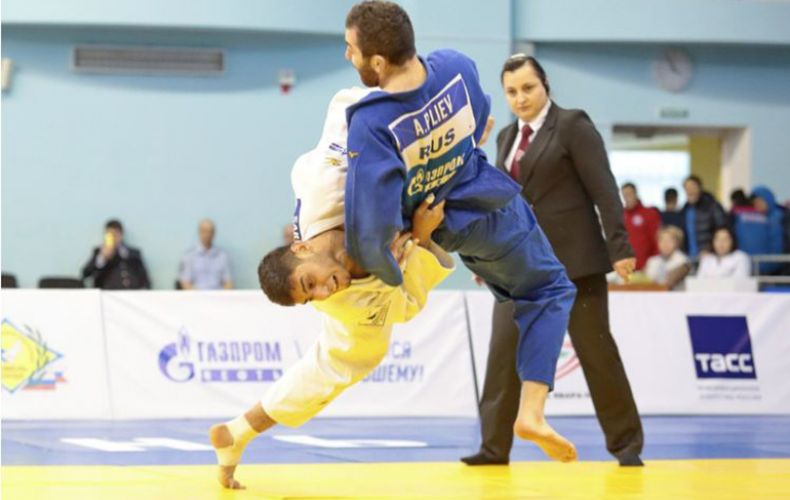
[357,60,379,87]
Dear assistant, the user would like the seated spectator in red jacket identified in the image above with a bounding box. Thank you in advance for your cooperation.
[622,182,662,270]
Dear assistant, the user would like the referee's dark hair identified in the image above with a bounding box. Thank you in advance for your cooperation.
[258,246,300,306]
[501,54,550,95]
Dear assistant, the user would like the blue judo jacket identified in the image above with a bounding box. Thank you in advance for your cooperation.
[345,49,521,285]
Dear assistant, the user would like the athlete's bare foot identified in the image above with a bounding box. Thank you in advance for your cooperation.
[514,416,577,462]
[209,423,246,489]
[208,405,275,489]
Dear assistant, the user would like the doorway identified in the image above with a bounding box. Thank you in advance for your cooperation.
[609,125,751,211]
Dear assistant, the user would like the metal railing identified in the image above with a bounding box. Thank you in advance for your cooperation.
[751,254,790,286]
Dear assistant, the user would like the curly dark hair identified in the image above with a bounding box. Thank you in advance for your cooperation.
[346,1,416,65]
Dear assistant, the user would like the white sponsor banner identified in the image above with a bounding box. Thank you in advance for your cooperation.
[612,293,790,415]
[103,291,476,419]
[1,290,111,419]
[102,291,320,419]
[466,291,790,415]
[5,289,789,420]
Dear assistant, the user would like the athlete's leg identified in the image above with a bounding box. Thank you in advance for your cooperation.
[210,316,391,488]
[436,197,577,461]
[209,403,275,489]
[513,381,577,462]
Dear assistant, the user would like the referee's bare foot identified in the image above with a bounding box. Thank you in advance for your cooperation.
[514,417,577,463]
[209,423,245,490]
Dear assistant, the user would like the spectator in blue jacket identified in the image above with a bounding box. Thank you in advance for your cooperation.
[735,186,785,274]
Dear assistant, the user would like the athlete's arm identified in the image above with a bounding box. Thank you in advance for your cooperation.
[345,114,406,286]
[319,195,452,325]
[479,116,495,147]
[410,194,445,248]
[394,196,452,322]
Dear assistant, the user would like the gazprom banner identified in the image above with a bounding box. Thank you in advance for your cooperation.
[101,291,311,419]
[101,291,476,419]
[466,291,790,415]
[3,290,789,420]
[1,290,111,419]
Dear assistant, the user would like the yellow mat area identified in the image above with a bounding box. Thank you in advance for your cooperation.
[3,459,789,499]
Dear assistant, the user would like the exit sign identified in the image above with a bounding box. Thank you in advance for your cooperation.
[659,107,690,119]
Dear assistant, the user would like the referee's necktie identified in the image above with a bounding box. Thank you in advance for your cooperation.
[509,124,533,181]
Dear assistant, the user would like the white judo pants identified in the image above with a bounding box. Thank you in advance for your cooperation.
[260,315,391,427]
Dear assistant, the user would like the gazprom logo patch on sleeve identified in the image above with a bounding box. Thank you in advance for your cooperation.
[687,315,756,379]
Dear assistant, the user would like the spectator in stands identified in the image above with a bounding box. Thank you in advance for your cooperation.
[660,187,684,230]
[735,186,786,275]
[82,219,150,289]
[644,226,691,290]
[622,182,661,270]
[730,188,752,211]
[728,188,753,227]
[697,227,751,278]
[178,219,233,290]
[680,175,728,258]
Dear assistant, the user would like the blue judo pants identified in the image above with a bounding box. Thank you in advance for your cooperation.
[434,196,576,389]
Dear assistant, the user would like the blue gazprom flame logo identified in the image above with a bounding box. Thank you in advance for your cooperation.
[158,328,195,382]
[157,326,284,384]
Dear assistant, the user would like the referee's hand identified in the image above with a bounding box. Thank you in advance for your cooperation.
[613,258,636,283]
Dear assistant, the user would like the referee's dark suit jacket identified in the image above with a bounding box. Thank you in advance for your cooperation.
[476,102,644,461]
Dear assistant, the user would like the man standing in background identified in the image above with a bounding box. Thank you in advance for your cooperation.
[178,219,233,290]
[622,182,661,271]
[462,54,644,467]
[82,219,150,289]
[681,175,728,257]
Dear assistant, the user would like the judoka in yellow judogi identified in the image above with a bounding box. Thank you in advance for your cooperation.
[209,88,455,489]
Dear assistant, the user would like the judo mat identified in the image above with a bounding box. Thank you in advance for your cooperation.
[3,416,790,499]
